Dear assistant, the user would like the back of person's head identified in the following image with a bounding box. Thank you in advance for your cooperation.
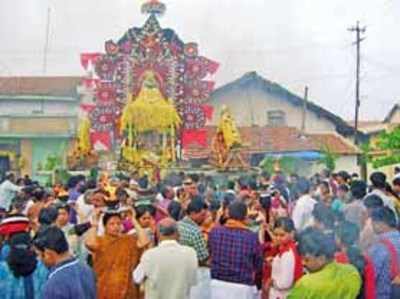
[371,207,397,228]
[227,180,235,191]
[312,203,335,230]
[350,180,367,200]
[223,192,236,208]
[228,200,247,221]
[296,178,310,195]
[168,201,183,221]
[363,194,384,210]
[298,227,336,259]
[370,172,386,189]
[337,171,350,183]
[393,177,400,187]
[338,184,349,193]
[158,218,178,238]
[335,221,366,276]
[7,232,37,278]
[186,196,207,214]
[33,226,69,254]
[38,206,58,226]
[209,199,221,212]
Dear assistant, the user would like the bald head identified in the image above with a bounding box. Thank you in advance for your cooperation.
[158,218,178,239]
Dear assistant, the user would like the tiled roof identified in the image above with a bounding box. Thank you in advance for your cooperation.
[184,126,359,159]
[0,77,82,97]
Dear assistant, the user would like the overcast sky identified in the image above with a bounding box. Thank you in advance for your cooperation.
[0,0,399,121]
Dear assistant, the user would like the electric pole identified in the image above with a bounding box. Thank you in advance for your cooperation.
[348,21,366,145]
[301,86,308,134]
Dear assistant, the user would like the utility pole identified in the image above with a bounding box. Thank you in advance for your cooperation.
[42,7,51,75]
[301,86,308,134]
[348,21,366,145]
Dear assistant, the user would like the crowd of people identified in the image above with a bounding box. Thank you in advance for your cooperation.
[0,168,399,299]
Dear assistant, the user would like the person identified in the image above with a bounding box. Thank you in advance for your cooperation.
[128,205,156,245]
[318,181,333,207]
[312,202,335,239]
[369,172,397,217]
[133,218,198,299]
[178,197,210,299]
[343,180,368,228]
[332,184,349,213]
[335,221,376,299]
[208,200,262,299]
[292,178,316,231]
[360,194,384,251]
[267,217,303,299]
[85,209,149,299]
[0,232,48,299]
[287,228,361,299]
[33,226,96,299]
[155,186,175,222]
[368,207,400,299]
[0,173,23,215]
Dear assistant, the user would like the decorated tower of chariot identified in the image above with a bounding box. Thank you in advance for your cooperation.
[73,0,219,172]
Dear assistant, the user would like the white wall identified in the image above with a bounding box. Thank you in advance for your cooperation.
[0,100,78,116]
[209,86,336,133]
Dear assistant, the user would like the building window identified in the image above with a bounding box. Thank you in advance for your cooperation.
[267,110,286,127]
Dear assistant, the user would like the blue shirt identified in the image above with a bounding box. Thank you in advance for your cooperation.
[43,257,96,299]
[368,230,400,299]
[0,260,48,299]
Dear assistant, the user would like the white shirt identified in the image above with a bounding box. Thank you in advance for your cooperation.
[0,180,23,210]
[292,194,316,231]
[133,240,198,299]
[270,249,296,299]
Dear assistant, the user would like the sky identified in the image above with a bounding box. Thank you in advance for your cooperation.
[0,0,399,121]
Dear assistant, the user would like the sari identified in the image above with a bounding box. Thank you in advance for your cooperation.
[93,234,142,299]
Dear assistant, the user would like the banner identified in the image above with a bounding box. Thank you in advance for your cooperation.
[181,129,207,148]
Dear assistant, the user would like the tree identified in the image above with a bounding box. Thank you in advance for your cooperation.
[319,146,338,171]
[371,127,400,168]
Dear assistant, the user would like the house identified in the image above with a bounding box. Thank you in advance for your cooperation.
[0,77,82,180]
[195,72,360,174]
[209,71,354,136]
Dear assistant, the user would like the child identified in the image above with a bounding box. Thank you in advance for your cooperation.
[268,217,303,299]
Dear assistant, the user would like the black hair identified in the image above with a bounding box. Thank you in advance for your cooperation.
[337,171,351,182]
[371,207,397,228]
[56,203,71,214]
[135,205,156,219]
[186,197,208,214]
[102,212,122,227]
[296,178,310,195]
[209,199,221,212]
[227,180,235,190]
[38,206,59,226]
[33,226,69,254]
[66,176,80,189]
[223,192,236,209]
[350,180,367,200]
[228,200,247,221]
[160,186,171,198]
[319,181,331,193]
[363,194,384,209]
[338,184,349,193]
[298,227,336,259]
[393,177,400,187]
[312,203,335,230]
[7,232,37,278]
[335,221,367,291]
[274,217,295,233]
[370,172,386,189]
[168,201,183,221]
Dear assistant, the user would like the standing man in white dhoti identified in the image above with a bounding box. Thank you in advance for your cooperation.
[208,200,262,299]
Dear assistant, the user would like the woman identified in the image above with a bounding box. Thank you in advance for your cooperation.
[85,208,149,299]
[267,217,303,299]
[0,232,48,299]
[335,221,375,299]
[125,205,156,246]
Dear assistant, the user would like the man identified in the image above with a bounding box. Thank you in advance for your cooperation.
[343,180,368,228]
[178,197,210,299]
[368,207,400,299]
[208,200,262,299]
[369,172,397,216]
[133,218,198,299]
[288,228,361,299]
[155,185,175,222]
[0,173,23,214]
[33,226,96,299]
[292,178,316,231]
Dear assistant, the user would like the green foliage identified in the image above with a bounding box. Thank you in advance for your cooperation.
[371,127,400,168]
[318,146,338,171]
[44,154,62,171]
